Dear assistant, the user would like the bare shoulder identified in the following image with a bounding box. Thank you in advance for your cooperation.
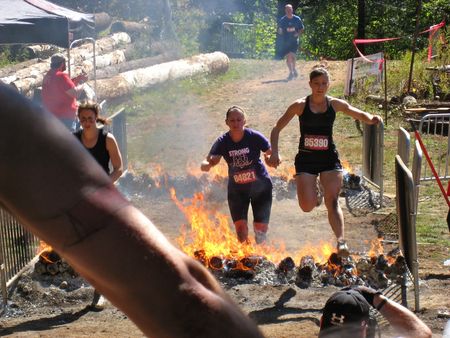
[289,96,307,115]
[105,132,118,144]
[329,96,350,111]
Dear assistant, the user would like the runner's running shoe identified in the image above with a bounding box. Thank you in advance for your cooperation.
[337,240,350,258]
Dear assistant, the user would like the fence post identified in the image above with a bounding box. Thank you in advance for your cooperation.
[398,127,411,167]
[395,155,420,311]
[362,122,384,205]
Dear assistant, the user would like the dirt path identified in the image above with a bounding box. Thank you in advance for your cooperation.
[1,59,449,338]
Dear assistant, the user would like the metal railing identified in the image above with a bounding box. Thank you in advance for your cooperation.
[395,155,420,311]
[220,22,255,59]
[0,208,40,314]
[416,113,450,182]
[362,122,384,205]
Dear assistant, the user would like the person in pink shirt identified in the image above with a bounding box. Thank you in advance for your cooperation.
[42,53,87,131]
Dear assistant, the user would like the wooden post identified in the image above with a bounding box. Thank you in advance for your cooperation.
[407,0,423,94]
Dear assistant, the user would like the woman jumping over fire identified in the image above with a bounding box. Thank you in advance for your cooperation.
[201,106,275,244]
[267,67,382,257]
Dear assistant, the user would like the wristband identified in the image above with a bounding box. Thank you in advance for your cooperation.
[376,297,388,311]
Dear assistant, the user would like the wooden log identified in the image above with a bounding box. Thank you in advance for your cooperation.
[24,45,60,59]
[0,59,40,78]
[110,21,149,36]
[10,49,127,97]
[94,52,179,79]
[93,51,230,100]
[94,12,113,32]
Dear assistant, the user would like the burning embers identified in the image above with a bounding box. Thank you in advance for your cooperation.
[194,249,407,290]
[34,243,75,277]
[170,186,405,289]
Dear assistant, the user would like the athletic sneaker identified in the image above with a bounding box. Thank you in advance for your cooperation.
[90,291,106,311]
[293,69,298,78]
[316,179,324,207]
[287,72,294,81]
[337,240,350,258]
[255,231,267,244]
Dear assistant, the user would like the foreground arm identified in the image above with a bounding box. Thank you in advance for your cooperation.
[355,286,431,338]
[0,84,264,338]
[373,294,432,338]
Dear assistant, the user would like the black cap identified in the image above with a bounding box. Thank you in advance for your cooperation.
[319,289,370,337]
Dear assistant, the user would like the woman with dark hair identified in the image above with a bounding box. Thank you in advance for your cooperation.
[268,67,382,257]
[75,101,123,183]
[74,100,123,309]
[201,106,274,244]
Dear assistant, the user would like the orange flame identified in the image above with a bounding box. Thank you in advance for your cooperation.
[37,240,55,264]
[186,161,228,179]
[171,187,335,266]
[267,164,296,181]
[341,159,353,174]
[367,238,384,257]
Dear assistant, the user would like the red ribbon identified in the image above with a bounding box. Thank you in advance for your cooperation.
[352,20,446,63]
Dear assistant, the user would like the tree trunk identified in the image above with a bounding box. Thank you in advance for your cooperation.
[110,21,149,36]
[1,33,132,96]
[357,0,366,54]
[94,12,113,32]
[94,52,179,80]
[94,52,230,100]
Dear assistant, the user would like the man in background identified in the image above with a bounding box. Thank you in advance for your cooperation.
[277,4,304,81]
[42,53,87,131]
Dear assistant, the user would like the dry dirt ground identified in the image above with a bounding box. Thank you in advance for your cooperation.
[0,59,449,338]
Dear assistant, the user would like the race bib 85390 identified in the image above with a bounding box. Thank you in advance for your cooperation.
[304,135,329,150]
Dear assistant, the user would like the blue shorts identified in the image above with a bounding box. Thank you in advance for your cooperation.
[227,178,272,223]
[283,39,299,55]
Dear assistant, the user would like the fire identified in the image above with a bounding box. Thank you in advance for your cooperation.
[186,161,228,179]
[170,187,334,267]
[367,237,384,257]
[37,240,55,264]
[148,163,167,188]
[267,164,296,181]
[341,159,353,174]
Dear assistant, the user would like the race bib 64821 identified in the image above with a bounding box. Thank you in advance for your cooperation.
[233,169,257,184]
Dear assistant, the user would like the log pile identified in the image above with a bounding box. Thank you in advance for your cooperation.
[93,51,230,100]
[0,32,132,97]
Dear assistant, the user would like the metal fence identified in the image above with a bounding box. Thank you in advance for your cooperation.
[362,122,384,204]
[415,113,450,182]
[395,155,420,311]
[0,209,40,314]
[220,22,255,58]
[0,107,127,314]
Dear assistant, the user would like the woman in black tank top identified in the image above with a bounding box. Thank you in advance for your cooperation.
[75,101,123,183]
[267,67,382,258]
[75,100,124,310]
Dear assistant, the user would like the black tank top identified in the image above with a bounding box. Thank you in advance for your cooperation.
[298,95,337,153]
[74,128,110,174]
